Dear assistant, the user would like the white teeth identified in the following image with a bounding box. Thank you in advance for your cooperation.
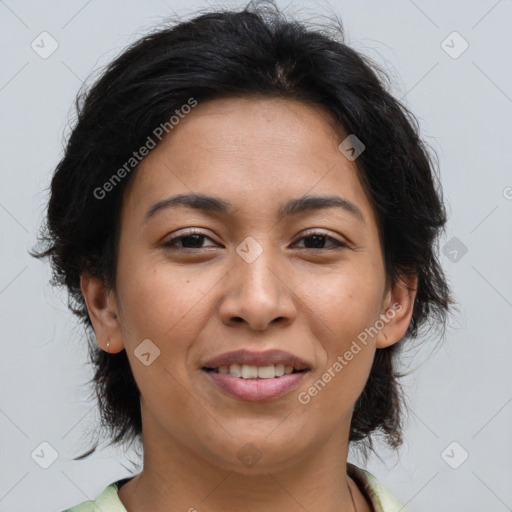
[241,365,259,379]
[214,363,300,378]
[229,363,242,377]
[274,364,285,376]
[257,365,275,378]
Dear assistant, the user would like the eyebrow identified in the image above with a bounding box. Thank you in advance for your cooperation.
[143,192,364,225]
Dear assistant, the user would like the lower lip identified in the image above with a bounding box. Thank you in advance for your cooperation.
[202,370,308,402]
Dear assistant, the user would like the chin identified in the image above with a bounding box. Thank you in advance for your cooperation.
[201,434,310,475]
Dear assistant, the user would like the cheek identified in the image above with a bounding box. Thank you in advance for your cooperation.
[299,267,381,397]
[115,254,217,400]
[307,264,384,342]
[115,259,204,420]
[117,249,212,342]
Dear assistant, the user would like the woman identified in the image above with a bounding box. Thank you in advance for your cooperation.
[32,1,454,510]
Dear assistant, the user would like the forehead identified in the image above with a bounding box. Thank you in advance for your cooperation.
[121,96,376,229]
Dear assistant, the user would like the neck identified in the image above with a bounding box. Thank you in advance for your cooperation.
[118,409,371,512]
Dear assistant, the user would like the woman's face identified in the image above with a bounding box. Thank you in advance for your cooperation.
[85,96,415,473]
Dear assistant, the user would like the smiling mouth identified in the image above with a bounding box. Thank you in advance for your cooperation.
[202,364,309,379]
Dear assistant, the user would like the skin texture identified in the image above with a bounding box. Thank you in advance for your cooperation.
[81,96,417,512]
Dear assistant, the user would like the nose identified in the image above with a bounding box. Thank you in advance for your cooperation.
[219,245,297,331]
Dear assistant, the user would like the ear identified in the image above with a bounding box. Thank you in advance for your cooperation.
[375,272,418,349]
[80,273,124,353]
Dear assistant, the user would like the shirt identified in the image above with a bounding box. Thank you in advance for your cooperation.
[62,463,408,512]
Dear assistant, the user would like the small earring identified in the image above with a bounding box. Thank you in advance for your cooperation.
[106,339,110,351]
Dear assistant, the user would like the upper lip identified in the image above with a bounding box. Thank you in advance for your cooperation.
[201,349,311,371]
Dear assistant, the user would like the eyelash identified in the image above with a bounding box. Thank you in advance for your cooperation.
[162,229,347,251]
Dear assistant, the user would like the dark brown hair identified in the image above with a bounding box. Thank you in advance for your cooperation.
[31,0,455,463]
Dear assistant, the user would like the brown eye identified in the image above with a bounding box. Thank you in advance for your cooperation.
[163,230,217,249]
[293,233,347,250]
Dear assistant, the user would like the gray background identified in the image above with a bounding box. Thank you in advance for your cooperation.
[1,0,511,511]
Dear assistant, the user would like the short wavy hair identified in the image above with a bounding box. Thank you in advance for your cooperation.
[31,0,456,462]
